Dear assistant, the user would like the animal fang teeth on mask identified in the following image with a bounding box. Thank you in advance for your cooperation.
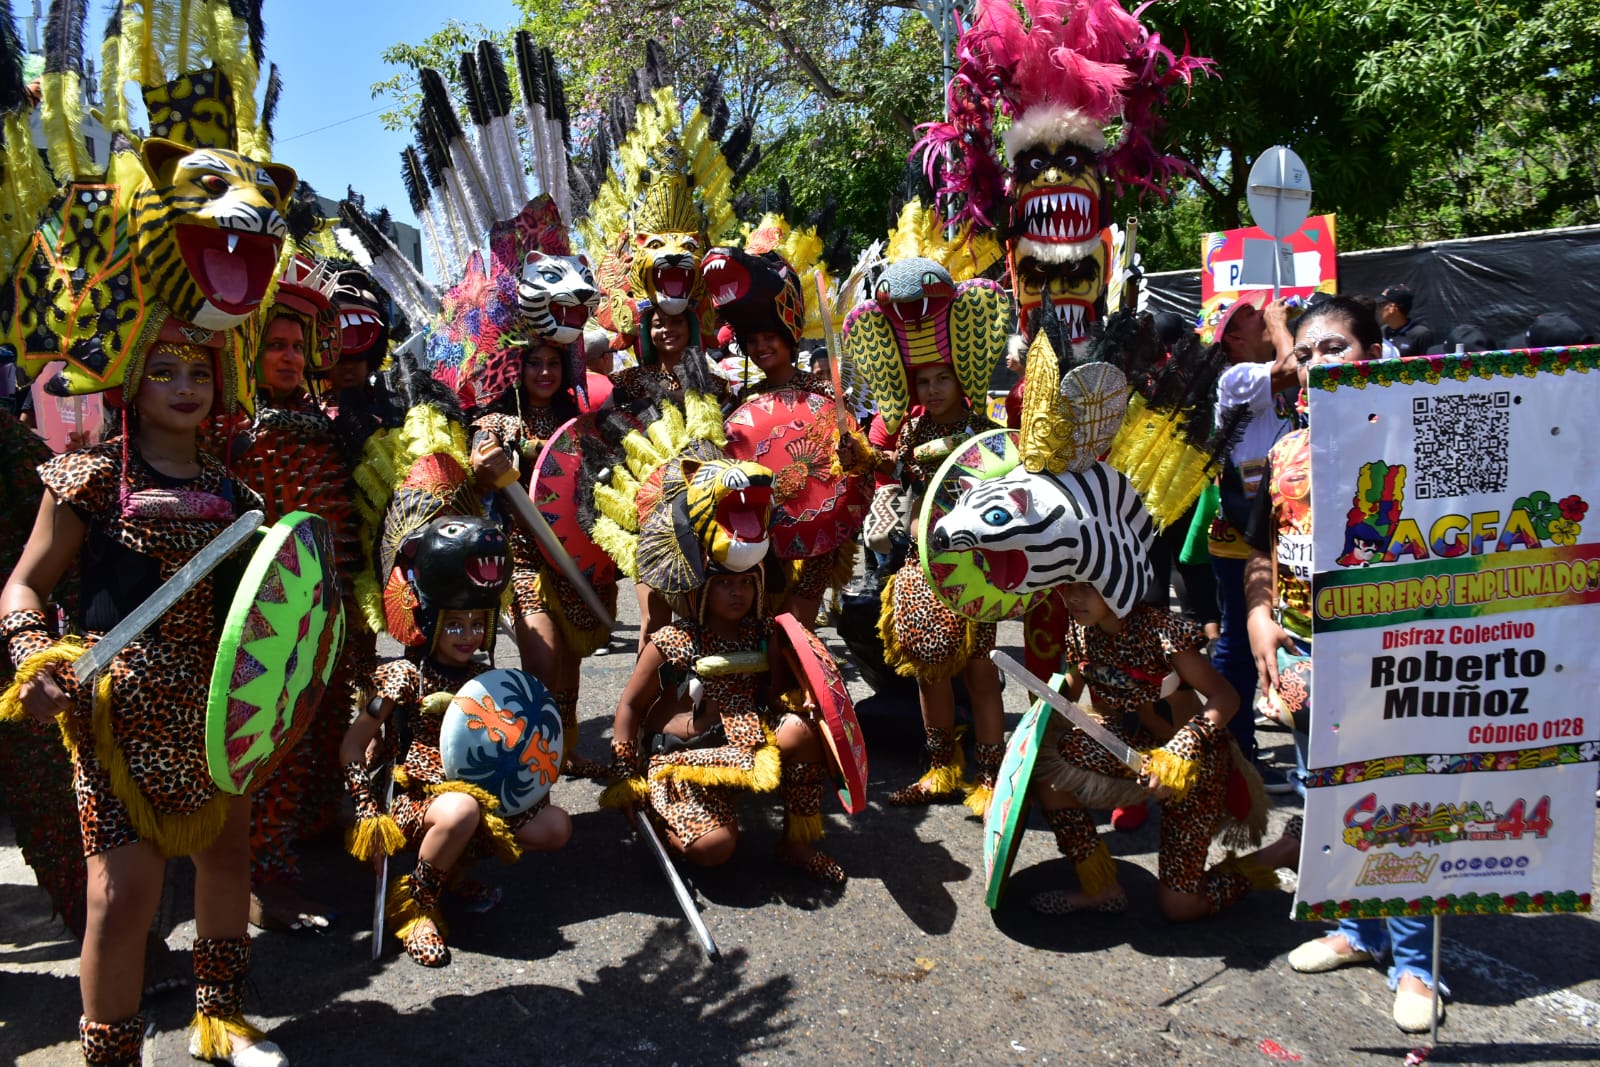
[930,460,1154,618]
[517,251,600,344]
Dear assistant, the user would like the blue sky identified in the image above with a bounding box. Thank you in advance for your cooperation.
[264,0,522,235]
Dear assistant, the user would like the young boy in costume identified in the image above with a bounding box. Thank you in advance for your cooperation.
[602,457,847,884]
[340,514,572,966]
[1028,579,1301,919]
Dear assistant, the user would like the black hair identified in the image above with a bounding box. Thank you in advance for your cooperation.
[1295,294,1381,353]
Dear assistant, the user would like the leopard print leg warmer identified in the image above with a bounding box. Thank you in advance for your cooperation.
[80,1014,144,1066]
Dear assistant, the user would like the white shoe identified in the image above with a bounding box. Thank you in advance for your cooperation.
[189,1033,289,1067]
[1287,936,1374,973]
[1393,987,1445,1033]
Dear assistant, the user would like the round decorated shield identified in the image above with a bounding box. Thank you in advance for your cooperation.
[983,674,1063,909]
[531,415,618,587]
[724,388,865,559]
[919,429,1057,622]
[774,613,867,814]
[439,669,564,817]
[207,512,345,795]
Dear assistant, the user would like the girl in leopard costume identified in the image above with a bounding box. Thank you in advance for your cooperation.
[340,514,572,966]
[471,340,616,779]
[837,363,1008,817]
[1,343,288,1066]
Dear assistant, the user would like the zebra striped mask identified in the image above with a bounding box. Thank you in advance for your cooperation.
[929,460,1155,618]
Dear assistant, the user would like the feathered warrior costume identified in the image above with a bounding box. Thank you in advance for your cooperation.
[0,1,302,1060]
[600,453,848,884]
[240,253,379,913]
[705,243,866,622]
[929,310,1279,917]
[341,508,561,968]
[338,39,626,778]
[838,254,1011,810]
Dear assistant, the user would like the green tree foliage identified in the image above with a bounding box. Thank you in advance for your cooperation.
[374,2,1600,272]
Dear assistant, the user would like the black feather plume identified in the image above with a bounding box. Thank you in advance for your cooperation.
[697,72,728,143]
[101,3,119,48]
[720,121,752,174]
[285,180,323,244]
[477,40,513,118]
[338,198,386,256]
[544,47,570,145]
[415,115,451,179]
[43,0,87,76]
[260,63,283,142]
[514,30,544,108]
[418,67,465,142]
[399,147,430,214]
[674,347,715,397]
[458,51,489,127]
[644,39,670,91]
[227,0,265,66]
[733,144,761,185]
[0,0,27,113]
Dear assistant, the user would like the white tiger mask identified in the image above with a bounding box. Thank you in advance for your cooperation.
[929,461,1154,617]
[517,251,600,344]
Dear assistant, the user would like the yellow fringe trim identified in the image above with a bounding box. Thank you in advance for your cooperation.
[189,1012,266,1060]
[1075,841,1120,896]
[684,391,727,446]
[963,782,994,818]
[829,428,876,479]
[598,777,650,809]
[877,573,981,683]
[346,814,406,861]
[387,874,449,943]
[650,739,782,793]
[784,812,824,844]
[918,758,968,797]
[1212,852,1282,891]
[591,516,639,578]
[0,642,82,723]
[420,781,523,863]
[1143,747,1202,804]
[28,641,231,856]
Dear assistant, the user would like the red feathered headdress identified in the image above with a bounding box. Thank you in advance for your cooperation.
[915,0,1212,230]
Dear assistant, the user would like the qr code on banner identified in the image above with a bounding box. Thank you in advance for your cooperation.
[1411,392,1511,499]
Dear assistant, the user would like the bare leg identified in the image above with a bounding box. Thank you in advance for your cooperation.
[81,841,164,1024]
[513,803,572,852]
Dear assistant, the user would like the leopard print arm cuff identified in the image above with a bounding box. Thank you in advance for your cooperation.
[343,761,379,820]
[609,738,640,783]
[1167,715,1230,760]
[3,610,53,668]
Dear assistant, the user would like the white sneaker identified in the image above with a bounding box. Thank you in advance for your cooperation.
[189,1033,289,1067]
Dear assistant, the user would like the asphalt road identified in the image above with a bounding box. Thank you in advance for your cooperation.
[3,588,1599,1066]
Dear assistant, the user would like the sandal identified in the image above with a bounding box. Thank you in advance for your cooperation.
[249,881,333,932]
[404,917,451,967]
[886,778,962,806]
[451,878,503,914]
[1031,889,1128,916]
[562,753,611,781]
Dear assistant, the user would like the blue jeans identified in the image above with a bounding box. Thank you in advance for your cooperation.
[1210,556,1256,755]
[1337,917,1447,993]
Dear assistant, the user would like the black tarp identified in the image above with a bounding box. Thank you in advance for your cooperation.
[1142,224,1600,347]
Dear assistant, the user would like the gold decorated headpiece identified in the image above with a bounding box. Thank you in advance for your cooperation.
[634,173,702,236]
[1017,327,1128,474]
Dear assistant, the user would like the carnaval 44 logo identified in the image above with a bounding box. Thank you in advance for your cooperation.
[1342,793,1553,852]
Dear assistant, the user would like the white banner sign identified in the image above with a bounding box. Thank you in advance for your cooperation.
[1294,348,1599,920]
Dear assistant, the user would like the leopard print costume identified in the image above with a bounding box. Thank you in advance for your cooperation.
[374,657,546,861]
[637,617,778,847]
[878,408,1000,684]
[35,442,251,857]
[474,408,616,656]
[237,393,360,882]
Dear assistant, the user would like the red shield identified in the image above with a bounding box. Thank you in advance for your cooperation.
[724,389,865,559]
[531,415,618,586]
[774,613,867,815]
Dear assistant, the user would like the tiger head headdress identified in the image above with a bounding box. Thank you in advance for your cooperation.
[517,251,600,345]
[634,450,775,597]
